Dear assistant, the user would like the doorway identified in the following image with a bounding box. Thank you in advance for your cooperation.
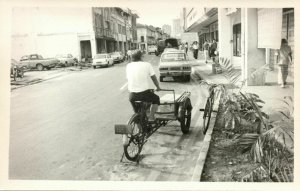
[80,40,92,62]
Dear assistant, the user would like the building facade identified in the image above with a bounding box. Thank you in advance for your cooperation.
[172,18,181,38]
[185,7,294,86]
[185,8,218,48]
[162,24,171,36]
[11,7,138,61]
[137,24,169,51]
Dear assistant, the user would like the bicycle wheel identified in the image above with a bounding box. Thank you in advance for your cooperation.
[123,114,143,161]
[203,98,212,135]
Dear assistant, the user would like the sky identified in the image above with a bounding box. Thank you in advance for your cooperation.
[133,6,182,28]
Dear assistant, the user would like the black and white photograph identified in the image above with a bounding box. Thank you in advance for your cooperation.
[0,0,298,190]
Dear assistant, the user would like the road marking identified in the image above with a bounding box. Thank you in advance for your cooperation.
[120,82,128,90]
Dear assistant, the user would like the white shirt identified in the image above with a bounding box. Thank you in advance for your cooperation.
[193,44,199,50]
[126,61,155,92]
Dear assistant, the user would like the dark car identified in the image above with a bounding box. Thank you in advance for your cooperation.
[155,38,179,56]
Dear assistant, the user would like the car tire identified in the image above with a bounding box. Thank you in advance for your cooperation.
[36,64,44,71]
[160,76,164,82]
[93,66,96,69]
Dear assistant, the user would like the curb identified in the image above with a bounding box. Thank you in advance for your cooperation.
[11,73,68,91]
[191,99,220,181]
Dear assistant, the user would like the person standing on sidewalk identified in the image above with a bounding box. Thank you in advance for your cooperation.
[184,42,189,54]
[276,39,292,88]
[210,39,218,62]
[202,40,209,63]
[192,41,199,59]
[127,49,132,62]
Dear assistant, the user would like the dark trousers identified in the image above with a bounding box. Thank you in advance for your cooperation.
[129,90,160,113]
[193,49,198,59]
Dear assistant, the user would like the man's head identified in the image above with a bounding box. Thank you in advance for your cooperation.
[131,50,143,61]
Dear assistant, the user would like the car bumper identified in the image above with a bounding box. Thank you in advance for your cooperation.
[113,58,123,62]
[160,71,191,77]
[48,63,57,68]
[92,62,108,66]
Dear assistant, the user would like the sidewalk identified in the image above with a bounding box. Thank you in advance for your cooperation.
[10,66,84,90]
[189,50,294,121]
[188,50,294,181]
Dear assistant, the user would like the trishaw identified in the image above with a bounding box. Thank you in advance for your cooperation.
[115,89,192,162]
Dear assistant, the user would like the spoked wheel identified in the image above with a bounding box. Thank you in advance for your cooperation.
[203,98,213,135]
[123,114,144,162]
[180,98,192,134]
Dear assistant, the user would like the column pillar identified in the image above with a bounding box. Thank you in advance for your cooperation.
[90,35,97,58]
[245,8,265,86]
[218,8,232,60]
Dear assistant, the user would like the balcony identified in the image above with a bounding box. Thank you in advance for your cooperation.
[95,27,115,39]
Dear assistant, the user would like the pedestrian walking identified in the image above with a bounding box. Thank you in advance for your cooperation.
[184,42,188,54]
[127,49,132,62]
[202,40,209,63]
[210,39,218,62]
[192,41,199,59]
[276,39,292,88]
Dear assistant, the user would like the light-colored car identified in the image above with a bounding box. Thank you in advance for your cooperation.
[159,50,191,82]
[110,52,125,63]
[19,54,59,71]
[55,54,77,67]
[92,54,114,68]
[148,45,157,54]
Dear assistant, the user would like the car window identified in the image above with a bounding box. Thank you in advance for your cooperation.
[38,55,43,59]
[30,55,38,59]
[161,53,186,62]
[20,56,29,61]
[94,54,106,59]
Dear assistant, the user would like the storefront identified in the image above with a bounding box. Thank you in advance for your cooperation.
[218,8,294,86]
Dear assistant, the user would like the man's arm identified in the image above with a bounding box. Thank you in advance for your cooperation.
[150,75,161,91]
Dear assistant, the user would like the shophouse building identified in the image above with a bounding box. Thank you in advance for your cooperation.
[11,7,138,61]
[185,8,294,86]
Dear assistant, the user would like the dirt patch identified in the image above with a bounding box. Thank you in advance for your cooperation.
[201,125,261,181]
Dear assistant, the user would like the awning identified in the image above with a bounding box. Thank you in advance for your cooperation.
[185,8,218,32]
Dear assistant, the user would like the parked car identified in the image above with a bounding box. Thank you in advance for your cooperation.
[10,59,27,80]
[148,45,157,54]
[19,54,59,71]
[92,53,114,68]
[55,54,77,67]
[159,50,191,82]
[156,38,179,56]
[110,52,125,63]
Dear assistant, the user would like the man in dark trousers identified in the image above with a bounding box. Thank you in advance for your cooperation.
[192,41,199,59]
[210,39,218,62]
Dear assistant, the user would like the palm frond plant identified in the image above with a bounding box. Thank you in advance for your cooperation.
[221,92,269,135]
[276,96,294,126]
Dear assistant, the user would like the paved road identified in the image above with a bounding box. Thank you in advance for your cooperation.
[9,54,209,180]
